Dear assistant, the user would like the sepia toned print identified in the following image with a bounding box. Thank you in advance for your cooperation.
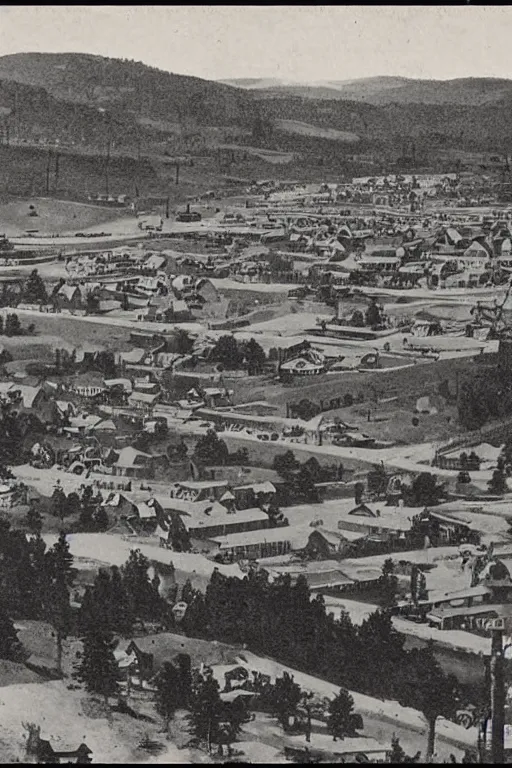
[1,4,512,764]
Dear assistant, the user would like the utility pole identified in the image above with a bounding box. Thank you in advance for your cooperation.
[54,152,60,192]
[490,624,505,765]
[165,196,170,219]
[175,162,180,186]
[45,148,52,194]
[13,88,19,142]
[105,128,111,198]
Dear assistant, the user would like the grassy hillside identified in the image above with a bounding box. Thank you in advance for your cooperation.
[275,118,359,143]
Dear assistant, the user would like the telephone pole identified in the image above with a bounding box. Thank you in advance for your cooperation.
[490,623,506,764]
[54,152,60,192]
[105,129,111,198]
[45,148,52,194]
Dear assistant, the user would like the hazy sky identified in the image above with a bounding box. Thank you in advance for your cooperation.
[0,5,511,82]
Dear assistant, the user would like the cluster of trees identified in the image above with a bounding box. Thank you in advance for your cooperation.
[192,429,249,468]
[186,672,246,756]
[74,552,181,710]
[459,451,481,471]
[54,348,77,375]
[348,300,384,330]
[273,451,342,504]
[367,463,388,497]
[157,661,364,755]
[288,396,361,422]
[180,568,461,758]
[288,398,322,422]
[22,269,48,305]
[193,429,229,466]
[211,336,266,375]
[77,549,171,637]
[378,558,400,609]
[488,464,509,495]
[0,270,47,314]
[401,472,447,507]
[0,523,176,679]
[154,655,192,731]
[379,560,429,612]
[49,485,109,531]
[0,313,34,337]
[0,527,75,671]
[0,601,24,662]
[458,369,512,431]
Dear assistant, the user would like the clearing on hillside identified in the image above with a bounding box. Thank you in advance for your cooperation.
[276,119,360,143]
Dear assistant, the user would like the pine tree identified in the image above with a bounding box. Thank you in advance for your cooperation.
[26,506,43,534]
[379,558,398,609]
[211,335,243,369]
[273,450,300,479]
[181,579,195,604]
[154,662,181,730]
[488,467,508,495]
[109,566,134,636]
[389,735,408,763]
[410,565,428,605]
[397,644,459,760]
[243,338,266,375]
[91,568,114,630]
[23,269,48,304]
[74,630,119,706]
[271,672,303,732]
[46,532,75,589]
[327,688,362,741]
[188,675,223,751]
[76,586,97,636]
[47,578,71,675]
[50,486,67,521]
[93,505,109,531]
[182,593,208,638]
[0,603,24,661]
[44,533,75,673]
[122,548,155,619]
[193,430,229,466]
[78,486,95,531]
[175,653,192,707]
[5,314,21,337]
[64,491,81,518]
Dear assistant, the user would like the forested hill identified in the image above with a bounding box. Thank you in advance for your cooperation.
[1,53,512,156]
[0,52,256,127]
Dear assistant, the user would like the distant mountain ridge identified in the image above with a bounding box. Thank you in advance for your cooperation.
[221,74,512,106]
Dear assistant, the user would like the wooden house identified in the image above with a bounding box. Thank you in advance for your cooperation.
[306,526,362,559]
[53,284,85,312]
